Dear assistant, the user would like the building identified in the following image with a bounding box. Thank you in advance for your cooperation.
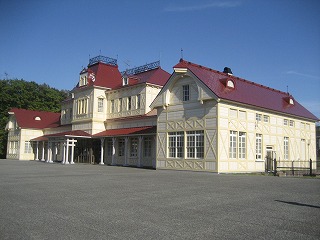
[6,55,170,168]
[151,59,318,173]
[5,56,319,173]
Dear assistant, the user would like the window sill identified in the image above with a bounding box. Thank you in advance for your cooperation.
[255,160,265,162]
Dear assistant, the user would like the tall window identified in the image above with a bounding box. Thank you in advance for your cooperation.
[186,131,204,159]
[107,138,113,156]
[256,113,262,122]
[98,98,103,112]
[284,137,289,160]
[238,132,246,159]
[144,137,152,157]
[24,141,32,154]
[168,132,184,158]
[284,119,288,126]
[229,131,237,158]
[127,97,131,110]
[256,134,262,160]
[182,85,190,101]
[110,100,115,113]
[136,94,141,109]
[118,138,125,156]
[118,98,122,112]
[130,138,138,157]
[263,115,269,123]
[77,98,88,114]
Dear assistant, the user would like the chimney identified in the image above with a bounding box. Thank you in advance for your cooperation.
[223,67,233,75]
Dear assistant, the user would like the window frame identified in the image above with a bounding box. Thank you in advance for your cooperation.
[256,134,262,161]
[229,131,237,159]
[98,98,104,112]
[186,131,204,159]
[238,132,246,159]
[168,132,184,158]
[182,85,190,102]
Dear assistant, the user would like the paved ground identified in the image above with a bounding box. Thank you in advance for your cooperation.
[0,159,319,240]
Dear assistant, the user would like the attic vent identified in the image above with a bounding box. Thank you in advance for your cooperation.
[34,116,41,121]
[223,67,233,75]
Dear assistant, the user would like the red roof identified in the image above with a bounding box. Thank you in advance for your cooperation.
[174,59,318,121]
[93,126,156,137]
[9,108,61,129]
[128,67,170,86]
[77,62,123,89]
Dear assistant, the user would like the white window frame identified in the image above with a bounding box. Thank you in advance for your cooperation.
[168,132,184,158]
[256,113,262,122]
[98,98,104,112]
[229,131,237,158]
[106,138,113,157]
[24,141,32,154]
[130,138,138,157]
[238,132,246,159]
[118,98,122,112]
[127,97,131,111]
[284,137,289,160]
[182,85,190,101]
[136,94,141,109]
[186,131,204,159]
[256,134,262,160]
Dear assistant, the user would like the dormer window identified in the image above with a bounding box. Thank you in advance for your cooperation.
[123,77,129,86]
[227,80,234,88]
[79,75,88,86]
[183,85,190,101]
[34,116,41,121]
[289,98,294,105]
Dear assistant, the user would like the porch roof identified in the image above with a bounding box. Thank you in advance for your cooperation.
[93,126,156,137]
[31,130,92,141]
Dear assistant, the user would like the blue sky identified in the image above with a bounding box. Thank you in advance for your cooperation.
[1,0,319,118]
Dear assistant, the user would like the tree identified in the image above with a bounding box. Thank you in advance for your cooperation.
[0,79,68,158]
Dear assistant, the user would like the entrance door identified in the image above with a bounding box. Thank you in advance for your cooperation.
[265,146,275,172]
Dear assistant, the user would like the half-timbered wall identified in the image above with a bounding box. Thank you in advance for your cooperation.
[217,102,316,173]
[156,76,218,172]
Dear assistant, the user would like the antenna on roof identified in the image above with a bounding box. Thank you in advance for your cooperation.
[181,48,184,59]
[99,49,101,55]
[287,85,289,94]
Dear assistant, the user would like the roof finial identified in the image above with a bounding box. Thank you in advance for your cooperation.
[181,48,184,59]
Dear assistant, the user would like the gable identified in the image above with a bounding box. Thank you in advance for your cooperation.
[150,69,218,109]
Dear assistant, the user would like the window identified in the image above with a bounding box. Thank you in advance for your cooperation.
[230,109,237,118]
[69,108,73,119]
[144,137,152,157]
[256,134,262,160]
[227,80,234,88]
[238,132,246,159]
[239,110,246,120]
[256,113,262,122]
[284,137,289,160]
[127,97,131,111]
[186,131,204,159]
[168,132,184,158]
[107,138,113,156]
[118,138,125,157]
[98,98,104,112]
[24,141,32,154]
[79,75,87,86]
[77,98,88,114]
[130,138,138,157]
[263,115,269,123]
[229,131,237,158]
[136,94,141,109]
[123,77,128,86]
[110,100,115,113]
[118,98,122,112]
[182,85,190,101]
[289,120,294,127]
[284,119,288,126]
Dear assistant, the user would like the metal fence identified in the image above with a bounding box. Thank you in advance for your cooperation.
[270,159,318,176]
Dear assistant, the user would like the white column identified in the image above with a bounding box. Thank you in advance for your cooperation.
[70,139,75,164]
[100,138,105,165]
[124,137,129,166]
[48,142,53,163]
[65,139,69,164]
[111,138,116,166]
[41,141,45,161]
[138,136,143,167]
[35,141,39,160]
[62,142,66,164]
